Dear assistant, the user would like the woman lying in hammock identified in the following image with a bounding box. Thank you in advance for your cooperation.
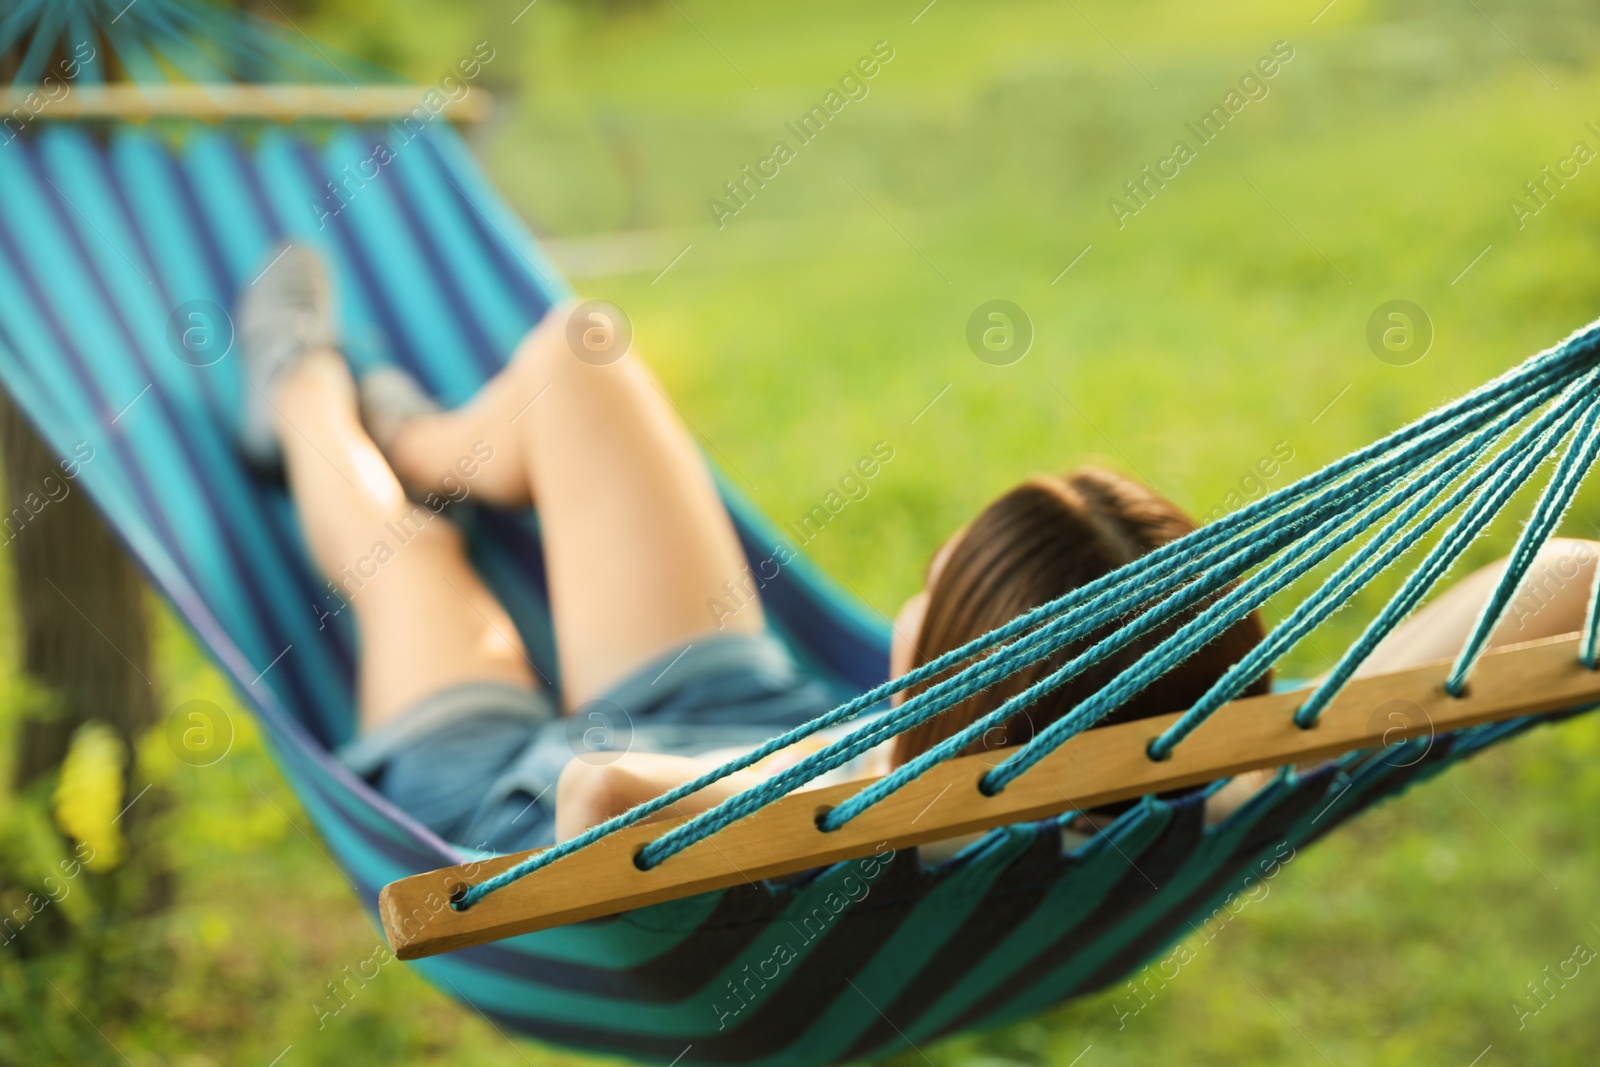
[239,244,1600,858]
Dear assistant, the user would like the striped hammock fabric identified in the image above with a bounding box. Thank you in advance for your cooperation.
[0,116,1574,1067]
[3,3,1595,1064]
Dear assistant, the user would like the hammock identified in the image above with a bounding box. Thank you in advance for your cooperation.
[6,4,1600,1065]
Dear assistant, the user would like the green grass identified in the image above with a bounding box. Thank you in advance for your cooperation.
[12,0,1600,1062]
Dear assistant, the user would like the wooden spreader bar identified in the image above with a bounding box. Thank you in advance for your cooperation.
[2,84,492,124]
[381,635,1600,959]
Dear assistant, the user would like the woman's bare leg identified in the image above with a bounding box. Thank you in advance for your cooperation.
[273,349,535,730]
[384,306,764,709]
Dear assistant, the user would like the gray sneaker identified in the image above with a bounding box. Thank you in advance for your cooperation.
[235,242,338,468]
[358,364,441,456]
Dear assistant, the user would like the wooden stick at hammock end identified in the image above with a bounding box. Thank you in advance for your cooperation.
[380,634,1600,960]
[2,84,493,124]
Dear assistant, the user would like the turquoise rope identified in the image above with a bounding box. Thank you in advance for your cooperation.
[1584,547,1600,670]
[1293,384,1599,727]
[671,354,1592,853]
[4,0,393,90]
[658,364,1571,848]
[465,334,1592,902]
[839,368,1595,811]
[12,0,61,84]
[1005,381,1593,783]
[461,325,1600,907]
[1445,399,1600,694]
[463,380,1465,899]
[657,386,1539,852]
[1158,379,1593,755]
[973,434,1499,794]
[834,470,1426,815]
[1148,388,1555,758]
[0,3,49,62]
[803,485,1361,824]
[466,393,1429,899]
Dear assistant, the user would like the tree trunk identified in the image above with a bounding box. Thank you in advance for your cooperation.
[0,394,155,789]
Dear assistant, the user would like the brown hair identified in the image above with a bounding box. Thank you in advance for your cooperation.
[891,467,1269,766]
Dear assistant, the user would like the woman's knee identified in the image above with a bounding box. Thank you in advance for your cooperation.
[510,300,649,402]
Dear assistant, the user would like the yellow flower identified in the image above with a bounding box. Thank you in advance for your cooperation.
[52,721,127,872]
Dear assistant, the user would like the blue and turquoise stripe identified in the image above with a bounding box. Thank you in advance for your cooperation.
[0,120,1592,1067]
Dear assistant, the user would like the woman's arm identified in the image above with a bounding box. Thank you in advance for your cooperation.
[1354,537,1599,677]
[557,542,1600,839]
[554,752,761,843]
[1207,538,1599,823]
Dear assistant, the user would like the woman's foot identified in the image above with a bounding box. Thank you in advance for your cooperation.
[236,242,338,468]
[379,311,575,508]
[359,366,442,457]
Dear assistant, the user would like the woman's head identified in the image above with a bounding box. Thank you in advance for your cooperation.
[888,467,1269,767]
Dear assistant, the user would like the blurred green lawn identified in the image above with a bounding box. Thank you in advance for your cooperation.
[11,0,1600,1063]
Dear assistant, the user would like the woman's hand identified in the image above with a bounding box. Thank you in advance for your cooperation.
[553,751,760,843]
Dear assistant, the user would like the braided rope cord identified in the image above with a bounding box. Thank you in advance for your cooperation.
[978,373,1596,793]
[1444,398,1600,694]
[1153,373,1598,756]
[2,0,395,87]
[458,323,1600,910]
[18,0,1600,920]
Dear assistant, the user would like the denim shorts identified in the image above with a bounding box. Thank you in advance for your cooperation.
[337,632,838,854]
